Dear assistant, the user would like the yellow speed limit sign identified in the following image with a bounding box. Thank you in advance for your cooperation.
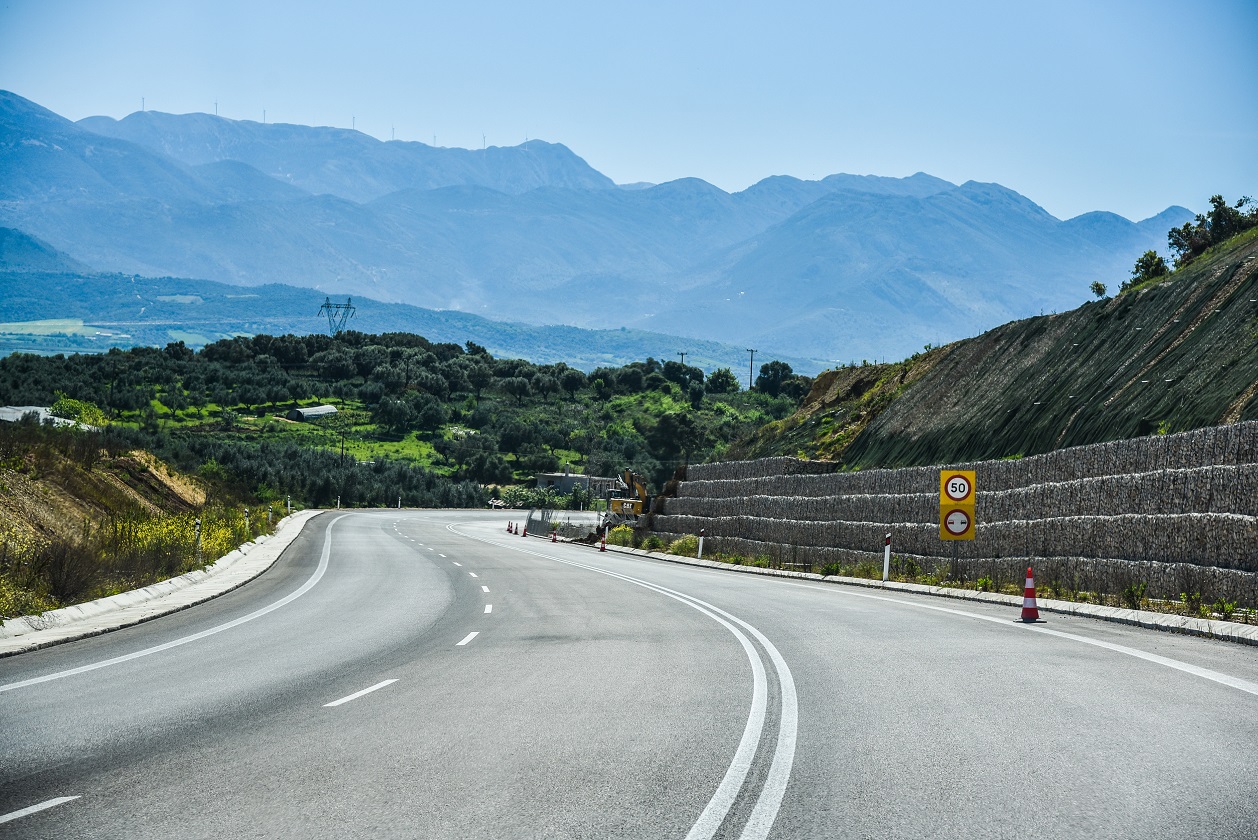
[939,470,976,505]
[939,469,976,541]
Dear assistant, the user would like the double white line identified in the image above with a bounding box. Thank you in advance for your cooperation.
[448,525,798,840]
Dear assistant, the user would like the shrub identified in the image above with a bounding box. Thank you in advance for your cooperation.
[1121,581,1147,610]
[0,575,57,621]
[606,525,634,547]
[641,534,665,551]
[1211,598,1237,621]
[667,534,700,557]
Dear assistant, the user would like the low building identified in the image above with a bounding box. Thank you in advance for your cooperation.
[0,406,91,429]
[536,465,621,496]
[286,404,338,422]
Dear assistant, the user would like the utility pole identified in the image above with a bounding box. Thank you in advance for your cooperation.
[747,349,757,390]
[677,351,687,366]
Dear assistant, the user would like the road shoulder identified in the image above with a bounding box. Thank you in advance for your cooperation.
[0,509,323,657]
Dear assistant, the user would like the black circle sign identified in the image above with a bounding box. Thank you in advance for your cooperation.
[943,507,972,536]
[944,474,973,502]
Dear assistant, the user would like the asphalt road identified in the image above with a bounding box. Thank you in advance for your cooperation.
[2,510,1256,839]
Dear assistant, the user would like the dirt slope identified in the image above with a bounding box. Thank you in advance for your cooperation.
[746,228,1258,467]
[0,433,204,546]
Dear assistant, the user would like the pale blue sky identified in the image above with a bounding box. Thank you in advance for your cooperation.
[1,0,1254,220]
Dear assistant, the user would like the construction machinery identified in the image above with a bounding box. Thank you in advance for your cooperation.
[605,469,650,524]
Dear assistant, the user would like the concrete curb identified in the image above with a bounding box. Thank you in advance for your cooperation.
[555,535,1258,646]
[0,509,323,657]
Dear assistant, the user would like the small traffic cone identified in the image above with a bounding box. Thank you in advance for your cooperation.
[1021,566,1041,622]
[551,530,558,542]
[599,535,606,552]
[521,526,527,537]
[506,521,512,533]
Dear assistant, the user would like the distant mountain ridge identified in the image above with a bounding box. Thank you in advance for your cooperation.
[77,110,617,201]
[0,91,1194,362]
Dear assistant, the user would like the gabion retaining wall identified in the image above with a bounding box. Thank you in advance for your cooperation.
[656,422,1258,602]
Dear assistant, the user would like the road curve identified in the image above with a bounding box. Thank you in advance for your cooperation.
[1,510,1256,839]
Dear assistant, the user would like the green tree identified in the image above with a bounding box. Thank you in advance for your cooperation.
[688,382,705,409]
[707,367,739,394]
[373,396,412,433]
[1126,250,1168,290]
[779,375,813,402]
[560,368,587,398]
[464,361,493,399]
[49,393,108,427]
[1090,281,1108,299]
[501,377,532,405]
[531,373,560,401]
[754,361,793,397]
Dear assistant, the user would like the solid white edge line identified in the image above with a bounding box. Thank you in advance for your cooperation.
[0,796,80,824]
[323,678,398,708]
[778,581,1258,698]
[456,631,479,646]
[446,522,784,840]
[485,604,493,613]
[0,514,351,694]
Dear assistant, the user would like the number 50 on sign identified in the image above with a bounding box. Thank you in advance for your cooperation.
[940,471,975,505]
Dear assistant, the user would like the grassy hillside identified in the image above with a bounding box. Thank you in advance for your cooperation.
[0,330,808,507]
[0,420,280,620]
[0,261,824,374]
[741,226,1258,466]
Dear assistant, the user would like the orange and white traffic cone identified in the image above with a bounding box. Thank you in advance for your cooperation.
[1021,566,1041,622]
[507,521,512,533]
[551,530,557,543]
[599,534,606,552]
[521,526,527,537]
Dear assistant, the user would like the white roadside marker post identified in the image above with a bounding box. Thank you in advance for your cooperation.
[697,528,705,560]
[882,532,891,582]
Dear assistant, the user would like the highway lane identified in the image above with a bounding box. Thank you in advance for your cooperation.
[0,511,765,838]
[2,510,1257,838]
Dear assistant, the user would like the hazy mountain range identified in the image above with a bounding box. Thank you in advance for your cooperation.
[0,90,1192,362]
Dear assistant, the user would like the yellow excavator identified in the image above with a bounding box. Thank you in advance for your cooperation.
[607,469,649,517]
